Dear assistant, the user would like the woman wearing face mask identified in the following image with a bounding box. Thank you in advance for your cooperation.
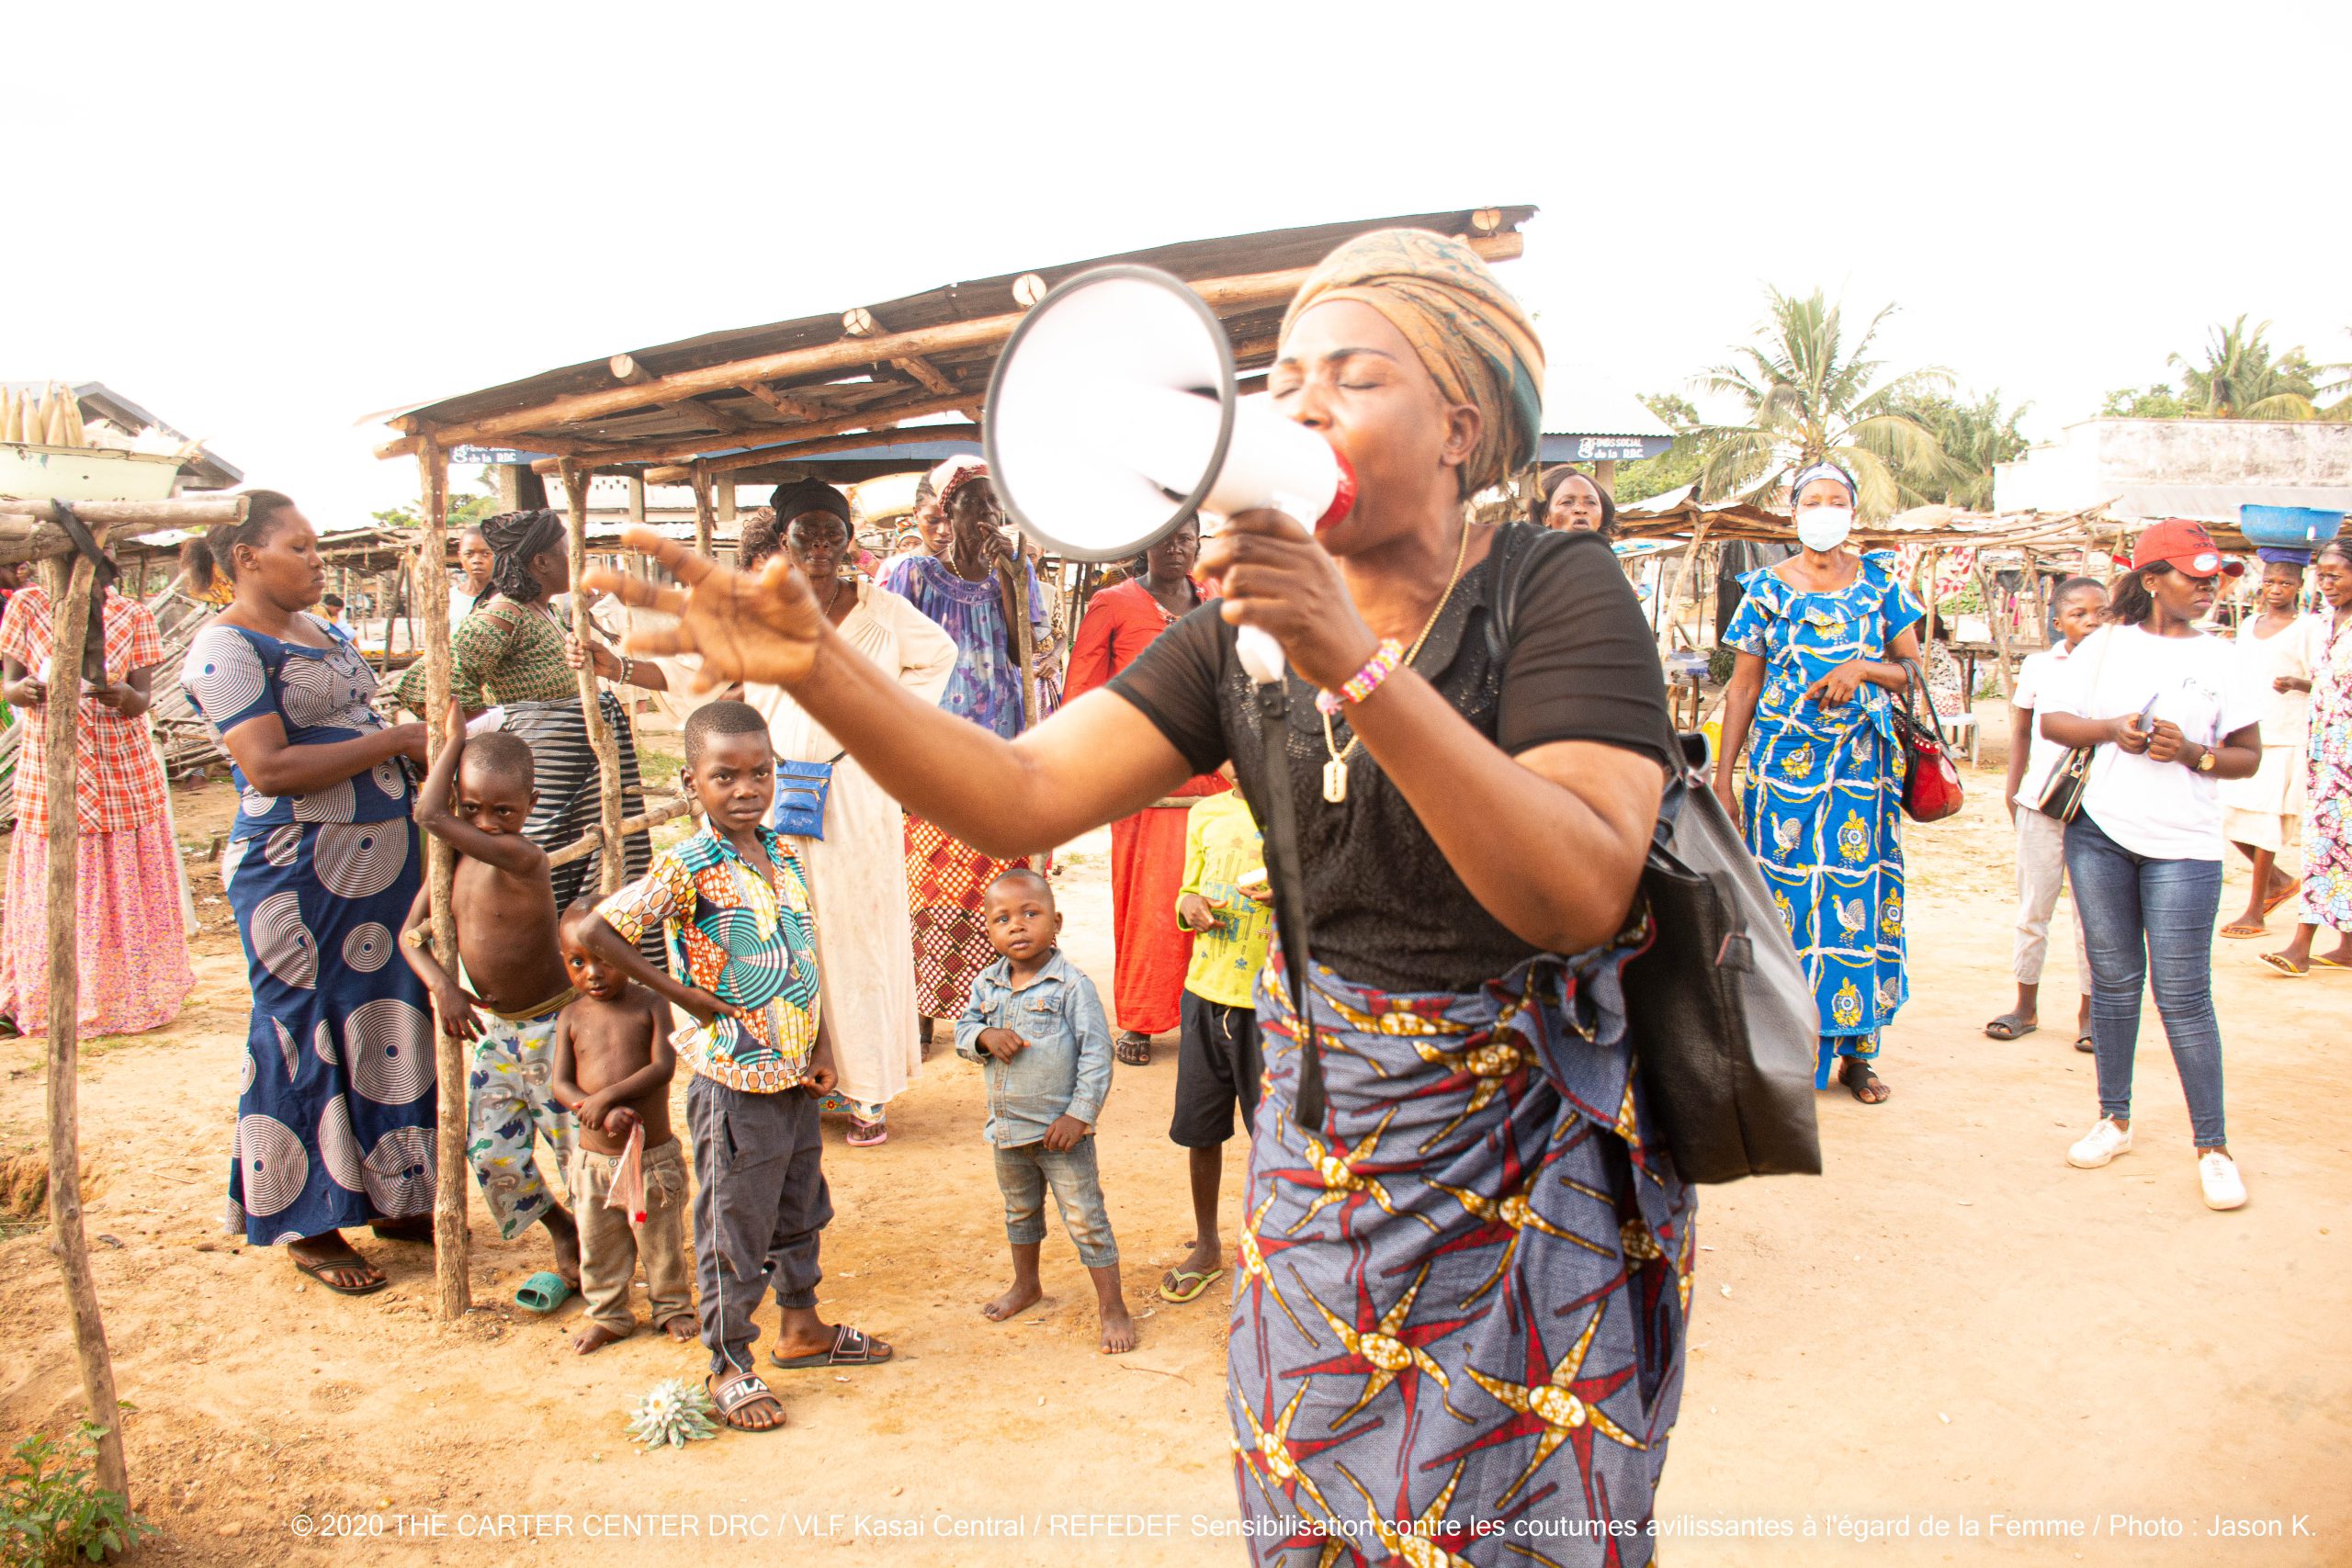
[741,479,957,1146]
[2039,522,2261,1210]
[1531,465,1618,538]
[1713,462,1923,1103]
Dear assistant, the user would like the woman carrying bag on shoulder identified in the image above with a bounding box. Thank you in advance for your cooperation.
[2039,521,2263,1211]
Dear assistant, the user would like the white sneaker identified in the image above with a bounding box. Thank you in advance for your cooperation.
[2199,1152,2247,1211]
[2067,1119,2132,1168]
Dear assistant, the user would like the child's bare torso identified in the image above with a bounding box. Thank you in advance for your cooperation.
[453,855,570,1018]
[565,984,673,1155]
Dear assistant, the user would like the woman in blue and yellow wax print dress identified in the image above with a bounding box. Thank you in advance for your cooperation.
[1713,461,1925,1104]
[582,229,1695,1564]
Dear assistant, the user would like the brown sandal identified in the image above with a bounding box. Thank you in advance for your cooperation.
[1838,1057,1890,1104]
[1115,1032,1152,1066]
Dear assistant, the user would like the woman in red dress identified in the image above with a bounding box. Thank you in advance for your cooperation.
[1063,517,1227,1065]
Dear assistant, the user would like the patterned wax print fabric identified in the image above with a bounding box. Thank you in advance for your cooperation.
[2304,611,2352,931]
[0,585,171,833]
[1724,550,1924,1083]
[597,822,821,1093]
[180,616,438,1244]
[465,1010,578,1239]
[877,553,1047,741]
[1228,942,1694,1565]
[902,814,1031,1020]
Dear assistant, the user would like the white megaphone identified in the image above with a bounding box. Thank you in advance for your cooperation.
[984,265,1354,685]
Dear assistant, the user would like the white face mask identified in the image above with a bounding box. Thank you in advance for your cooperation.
[1796,506,1853,553]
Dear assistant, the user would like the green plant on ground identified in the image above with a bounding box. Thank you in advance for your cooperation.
[1,1422,153,1566]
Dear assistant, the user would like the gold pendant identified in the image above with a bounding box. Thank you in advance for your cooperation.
[1322,757,1349,804]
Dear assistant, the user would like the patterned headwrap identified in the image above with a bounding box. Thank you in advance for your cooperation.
[926,454,989,512]
[1280,229,1544,498]
[1789,462,1858,507]
[768,478,852,528]
[480,508,568,604]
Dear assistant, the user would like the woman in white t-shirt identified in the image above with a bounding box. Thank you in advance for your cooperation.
[1984,576,2107,1051]
[2039,521,2264,1212]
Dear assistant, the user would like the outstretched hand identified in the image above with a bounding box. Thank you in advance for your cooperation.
[581,529,827,691]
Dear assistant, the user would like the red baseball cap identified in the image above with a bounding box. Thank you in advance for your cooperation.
[2132,519,2244,579]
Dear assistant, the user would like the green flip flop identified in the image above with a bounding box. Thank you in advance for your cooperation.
[514,1271,574,1314]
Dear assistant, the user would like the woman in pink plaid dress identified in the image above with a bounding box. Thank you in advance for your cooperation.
[0,581,194,1035]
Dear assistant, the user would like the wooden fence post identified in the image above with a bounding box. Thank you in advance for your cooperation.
[414,440,469,1320]
[690,464,716,558]
[40,548,127,1496]
[560,462,628,893]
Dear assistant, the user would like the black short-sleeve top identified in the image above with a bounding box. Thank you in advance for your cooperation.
[1109,524,1674,992]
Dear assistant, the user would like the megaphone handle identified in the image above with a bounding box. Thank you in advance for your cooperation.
[1236,623,1286,686]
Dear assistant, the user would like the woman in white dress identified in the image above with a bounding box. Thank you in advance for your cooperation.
[2219,554,2315,939]
[742,481,956,1146]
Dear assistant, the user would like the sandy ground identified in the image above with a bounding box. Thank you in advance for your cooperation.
[2,706,2347,1568]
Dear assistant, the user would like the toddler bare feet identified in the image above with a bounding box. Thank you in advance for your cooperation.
[982,1280,1043,1322]
[572,1322,628,1355]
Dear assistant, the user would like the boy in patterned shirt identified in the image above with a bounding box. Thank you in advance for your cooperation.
[1159,766,1273,1306]
[576,701,890,1433]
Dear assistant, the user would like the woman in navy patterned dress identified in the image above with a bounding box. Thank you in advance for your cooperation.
[181,493,437,1295]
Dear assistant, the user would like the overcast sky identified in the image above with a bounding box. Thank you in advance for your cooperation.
[12,3,2346,522]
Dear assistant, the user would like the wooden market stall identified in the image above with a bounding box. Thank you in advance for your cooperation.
[371,205,1537,1316]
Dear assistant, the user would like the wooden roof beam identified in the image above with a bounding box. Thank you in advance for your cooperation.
[374,232,1521,460]
[528,389,975,476]
[891,355,958,398]
[639,423,981,484]
[741,382,831,423]
[609,354,756,435]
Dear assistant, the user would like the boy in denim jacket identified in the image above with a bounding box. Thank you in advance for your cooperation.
[957,867,1136,1354]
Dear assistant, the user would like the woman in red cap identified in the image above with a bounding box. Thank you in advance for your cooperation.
[2039,520,2263,1211]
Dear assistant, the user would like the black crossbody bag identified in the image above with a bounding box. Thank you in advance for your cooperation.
[1489,525,1822,1183]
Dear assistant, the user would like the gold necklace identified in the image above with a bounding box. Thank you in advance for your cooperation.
[1318,521,1475,804]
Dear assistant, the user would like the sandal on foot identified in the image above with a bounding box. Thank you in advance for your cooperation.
[1838,1057,1890,1104]
[290,1244,387,1297]
[2220,921,2267,941]
[707,1371,786,1432]
[1158,1266,1224,1304]
[2312,954,2352,973]
[1115,1032,1153,1066]
[2262,884,2300,917]
[846,1117,888,1148]
[2074,1034,2096,1054]
[1983,1012,2038,1041]
[2258,952,2309,977]
[369,1214,435,1244]
[769,1324,894,1370]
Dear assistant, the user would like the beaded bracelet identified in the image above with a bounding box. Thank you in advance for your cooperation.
[1316,637,1405,716]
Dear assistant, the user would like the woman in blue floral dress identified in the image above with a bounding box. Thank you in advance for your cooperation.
[1713,464,1925,1101]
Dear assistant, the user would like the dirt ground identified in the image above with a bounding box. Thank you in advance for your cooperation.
[3,705,2347,1567]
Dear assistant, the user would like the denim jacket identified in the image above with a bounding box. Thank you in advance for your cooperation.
[955,949,1112,1147]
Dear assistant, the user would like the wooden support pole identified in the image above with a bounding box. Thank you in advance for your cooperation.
[1656,520,1713,655]
[689,465,716,558]
[715,477,736,525]
[40,547,127,1500]
[413,441,469,1321]
[374,233,1526,459]
[545,795,697,870]
[560,461,628,893]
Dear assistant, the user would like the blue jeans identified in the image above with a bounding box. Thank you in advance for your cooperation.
[993,1137,1118,1269]
[2064,814,2227,1149]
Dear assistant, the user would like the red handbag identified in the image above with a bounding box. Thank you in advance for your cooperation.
[1892,658,1965,823]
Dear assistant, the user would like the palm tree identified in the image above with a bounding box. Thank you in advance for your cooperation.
[1693,288,1961,518]
[2168,316,2319,419]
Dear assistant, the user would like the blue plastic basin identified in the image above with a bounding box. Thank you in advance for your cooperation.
[2240,504,2346,549]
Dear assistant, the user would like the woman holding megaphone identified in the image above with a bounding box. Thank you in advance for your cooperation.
[586,230,1690,1559]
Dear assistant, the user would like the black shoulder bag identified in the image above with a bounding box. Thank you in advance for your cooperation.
[1489,525,1822,1183]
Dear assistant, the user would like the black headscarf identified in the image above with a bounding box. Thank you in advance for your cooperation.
[768,479,852,528]
[481,508,567,604]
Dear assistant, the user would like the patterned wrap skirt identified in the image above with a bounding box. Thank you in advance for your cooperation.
[221,818,439,1243]
[1228,945,1694,1567]
[0,818,193,1036]
[903,812,1031,1019]
[502,693,659,965]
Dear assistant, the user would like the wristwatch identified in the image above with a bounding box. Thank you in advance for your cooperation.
[2194,745,2217,773]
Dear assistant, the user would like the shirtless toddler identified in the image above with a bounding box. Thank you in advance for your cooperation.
[550,901,695,1352]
